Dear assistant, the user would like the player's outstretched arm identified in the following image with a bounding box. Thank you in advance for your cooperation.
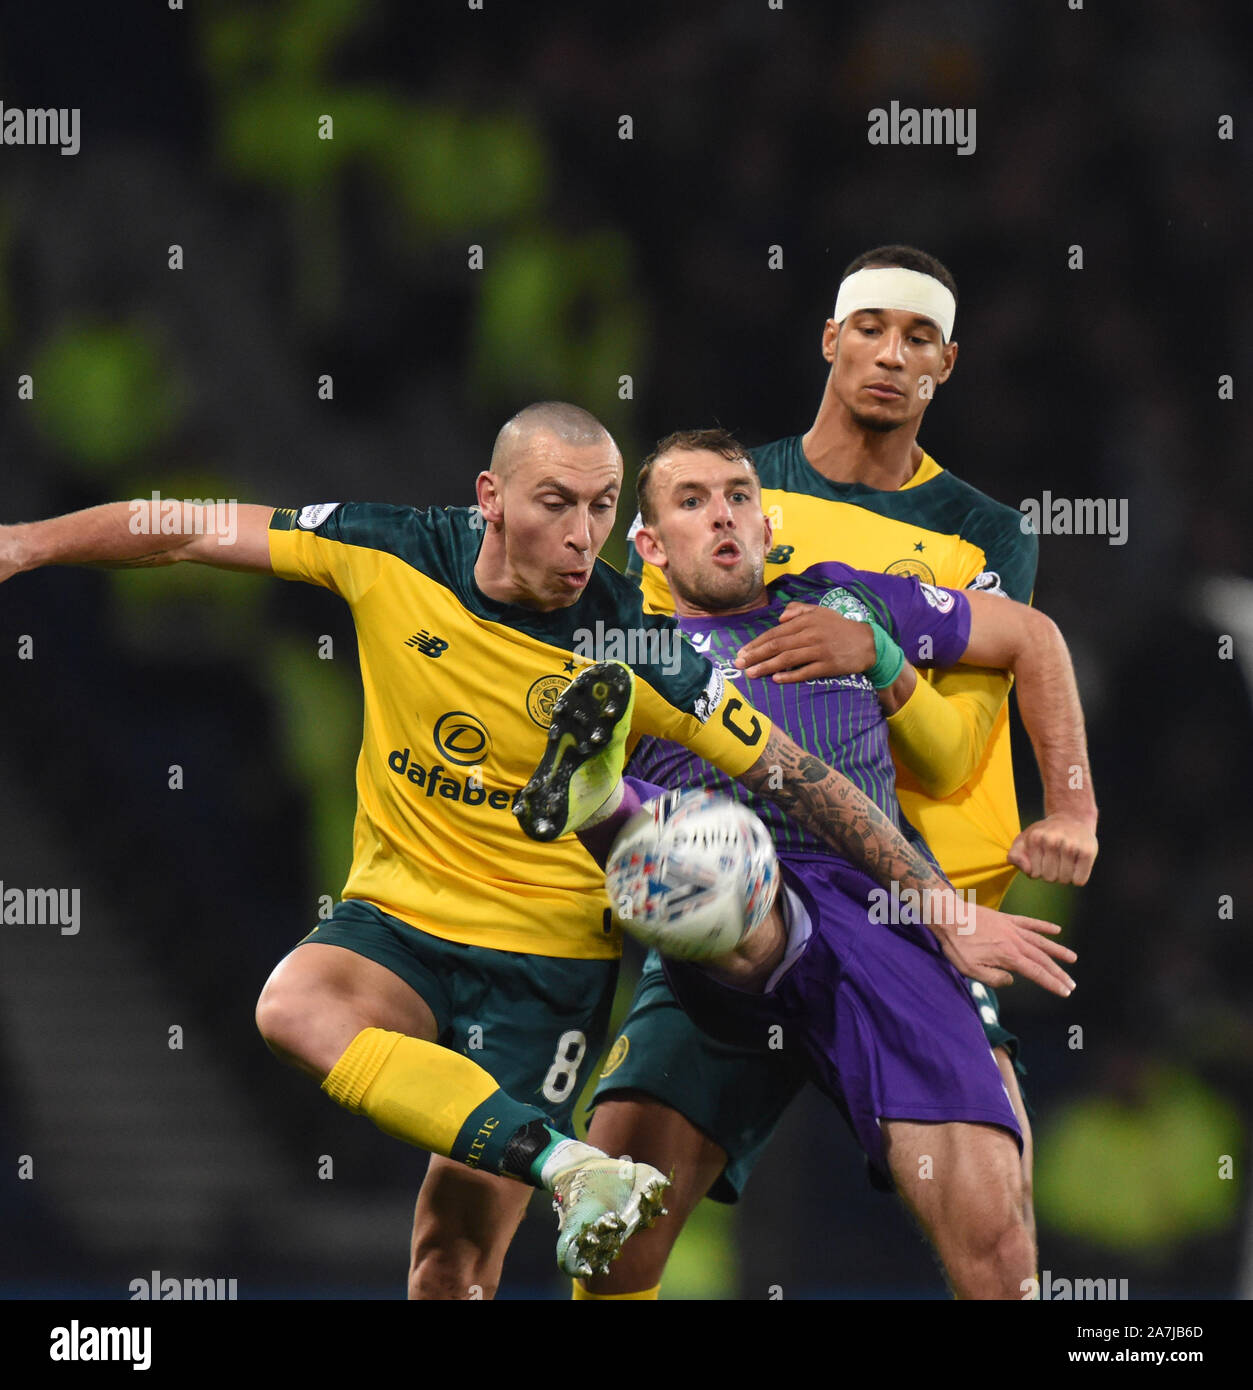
[875,592,1097,883]
[877,664,1007,796]
[735,725,1076,997]
[0,500,276,582]
[735,599,1011,800]
[955,591,1098,885]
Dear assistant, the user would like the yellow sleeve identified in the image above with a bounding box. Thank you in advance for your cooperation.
[886,666,1010,799]
[267,506,383,603]
[632,670,772,778]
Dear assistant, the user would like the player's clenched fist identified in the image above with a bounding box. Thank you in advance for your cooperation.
[1007,814,1099,886]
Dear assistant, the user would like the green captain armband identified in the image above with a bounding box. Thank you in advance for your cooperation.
[865,621,906,689]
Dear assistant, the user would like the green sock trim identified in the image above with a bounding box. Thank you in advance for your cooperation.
[525,1124,574,1185]
[449,1090,550,1175]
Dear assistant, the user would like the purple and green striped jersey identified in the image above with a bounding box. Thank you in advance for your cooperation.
[627,561,971,858]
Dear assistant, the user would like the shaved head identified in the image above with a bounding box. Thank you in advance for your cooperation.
[473,401,622,611]
[490,401,617,478]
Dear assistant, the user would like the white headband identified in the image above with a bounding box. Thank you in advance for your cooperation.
[833,266,956,342]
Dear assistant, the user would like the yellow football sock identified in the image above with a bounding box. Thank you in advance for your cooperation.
[321,1027,500,1156]
[572,1280,661,1300]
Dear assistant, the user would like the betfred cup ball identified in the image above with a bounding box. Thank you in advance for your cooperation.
[606,789,778,960]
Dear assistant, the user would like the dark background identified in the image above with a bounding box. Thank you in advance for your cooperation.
[0,0,1249,1300]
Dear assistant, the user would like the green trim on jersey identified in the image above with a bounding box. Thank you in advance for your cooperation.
[749,437,1037,602]
[627,436,1037,604]
[265,500,772,958]
[271,502,717,716]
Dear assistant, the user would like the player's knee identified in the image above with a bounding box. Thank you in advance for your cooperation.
[409,1248,499,1301]
[990,1212,1034,1287]
[936,1205,1030,1301]
[981,1177,1027,1251]
[961,1199,1032,1287]
[946,1151,1027,1254]
[254,980,317,1070]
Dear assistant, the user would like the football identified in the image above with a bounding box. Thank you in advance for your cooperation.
[605,789,779,960]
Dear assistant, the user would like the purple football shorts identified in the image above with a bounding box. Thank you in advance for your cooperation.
[662,851,1022,1180]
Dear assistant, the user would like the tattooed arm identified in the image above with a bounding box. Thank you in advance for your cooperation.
[737,726,946,896]
[736,726,1076,996]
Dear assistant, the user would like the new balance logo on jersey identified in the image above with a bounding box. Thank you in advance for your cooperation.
[765,544,794,564]
[405,631,449,657]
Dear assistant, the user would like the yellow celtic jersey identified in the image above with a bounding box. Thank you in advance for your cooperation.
[630,439,1038,907]
[269,502,771,959]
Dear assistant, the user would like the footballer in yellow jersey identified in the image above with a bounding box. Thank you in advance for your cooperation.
[267,499,770,961]
[0,400,1012,1297]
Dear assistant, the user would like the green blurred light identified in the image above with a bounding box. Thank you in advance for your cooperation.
[31,324,183,470]
[201,0,378,86]
[999,873,1077,930]
[387,110,548,234]
[1036,1064,1243,1254]
[218,85,406,187]
[472,229,644,427]
[663,1199,738,1300]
